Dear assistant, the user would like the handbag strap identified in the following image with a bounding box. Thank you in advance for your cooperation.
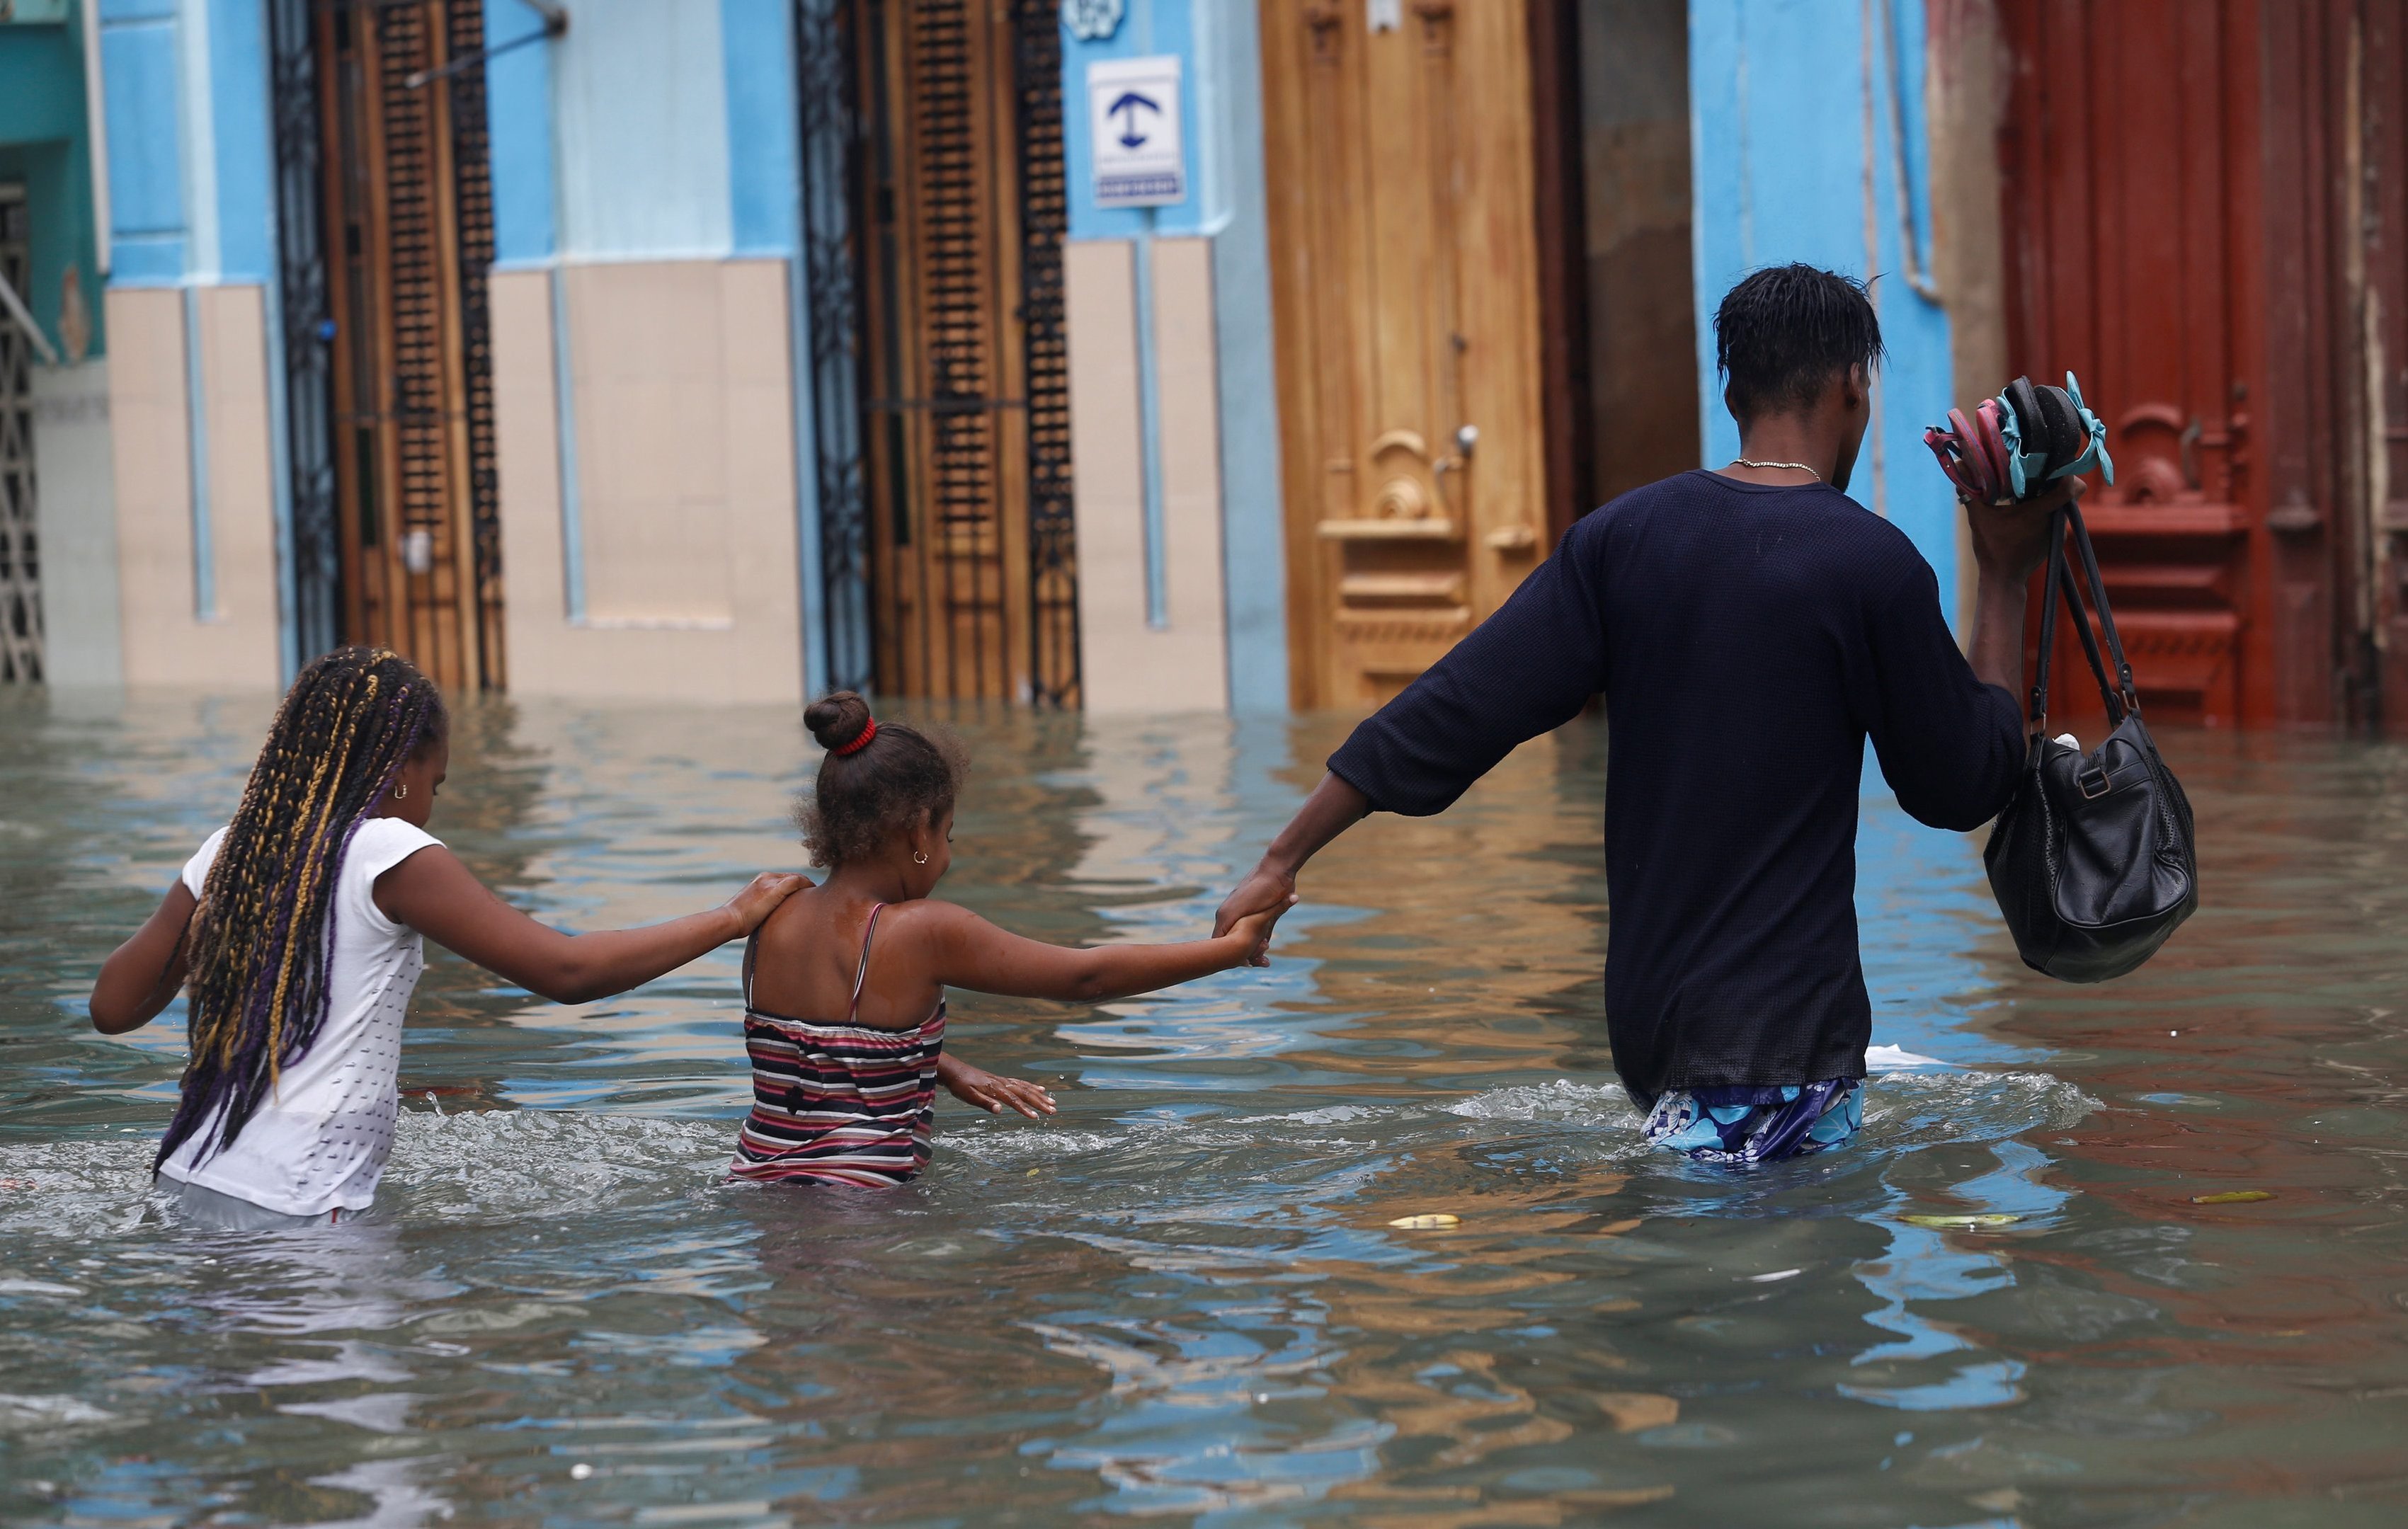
[2055,556,2119,722]
[2030,505,2069,732]
[2063,500,2140,714]
[2029,504,2128,738]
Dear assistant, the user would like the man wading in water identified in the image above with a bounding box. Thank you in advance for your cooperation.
[1214,264,2077,1164]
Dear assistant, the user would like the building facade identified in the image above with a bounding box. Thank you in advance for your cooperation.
[13,1,2407,730]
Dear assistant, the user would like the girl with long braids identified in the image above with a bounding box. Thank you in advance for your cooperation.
[728,693,1287,1189]
[88,646,805,1227]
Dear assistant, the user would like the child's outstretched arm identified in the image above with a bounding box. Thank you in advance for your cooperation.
[376,849,804,1004]
[916,899,1288,1004]
[90,857,806,1033]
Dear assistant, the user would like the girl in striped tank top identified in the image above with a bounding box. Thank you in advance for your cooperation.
[733,694,1286,1189]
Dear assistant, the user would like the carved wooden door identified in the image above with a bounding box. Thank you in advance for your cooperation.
[1260,0,1551,709]
[316,0,502,692]
[2001,0,2301,728]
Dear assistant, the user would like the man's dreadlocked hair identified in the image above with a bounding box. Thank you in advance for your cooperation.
[1713,263,1886,423]
[156,646,449,1169]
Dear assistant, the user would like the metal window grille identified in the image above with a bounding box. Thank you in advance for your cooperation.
[0,187,39,684]
[798,0,877,693]
[442,0,505,688]
[1014,2,1077,707]
[267,0,342,669]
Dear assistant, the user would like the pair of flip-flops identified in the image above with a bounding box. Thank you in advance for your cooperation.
[1924,372,2115,505]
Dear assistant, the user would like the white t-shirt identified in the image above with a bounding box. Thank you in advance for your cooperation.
[156,817,441,1217]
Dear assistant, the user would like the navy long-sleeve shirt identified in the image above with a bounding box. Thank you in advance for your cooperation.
[1327,470,2024,1103]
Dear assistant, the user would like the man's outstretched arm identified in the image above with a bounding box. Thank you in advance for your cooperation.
[1214,513,1612,941]
[1213,773,1369,941]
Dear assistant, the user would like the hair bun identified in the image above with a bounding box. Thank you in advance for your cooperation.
[805,691,874,754]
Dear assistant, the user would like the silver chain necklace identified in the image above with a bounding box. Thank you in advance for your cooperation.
[1730,458,1822,481]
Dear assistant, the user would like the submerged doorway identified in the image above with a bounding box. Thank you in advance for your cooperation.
[797,0,1078,706]
[269,0,503,693]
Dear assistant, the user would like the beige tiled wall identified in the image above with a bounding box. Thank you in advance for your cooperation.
[1065,236,1231,714]
[491,260,804,702]
[106,285,283,690]
[94,254,1231,710]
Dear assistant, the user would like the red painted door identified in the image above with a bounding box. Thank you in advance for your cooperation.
[2000,0,2309,728]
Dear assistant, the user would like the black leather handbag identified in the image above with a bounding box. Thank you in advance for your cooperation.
[1984,499,2199,981]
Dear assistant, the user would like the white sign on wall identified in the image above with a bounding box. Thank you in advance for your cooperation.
[1088,56,1186,209]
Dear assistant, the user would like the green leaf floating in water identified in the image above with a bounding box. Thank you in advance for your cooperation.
[1900,1213,2022,1230]
[2189,1190,2275,1204]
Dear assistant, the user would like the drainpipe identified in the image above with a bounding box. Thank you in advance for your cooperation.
[81,0,111,278]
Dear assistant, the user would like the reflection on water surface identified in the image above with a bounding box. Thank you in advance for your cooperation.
[2,693,2405,1525]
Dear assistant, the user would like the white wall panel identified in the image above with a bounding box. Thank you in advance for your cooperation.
[553,0,733,259]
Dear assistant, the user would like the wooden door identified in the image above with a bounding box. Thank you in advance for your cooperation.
[2000,0,2307,729]
[1260,0,1553,709]
[854,0,1076,705]
[317,0,502,693]
[2332,0,2408,725]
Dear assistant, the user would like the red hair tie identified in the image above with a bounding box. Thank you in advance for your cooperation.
[833,718,877,757]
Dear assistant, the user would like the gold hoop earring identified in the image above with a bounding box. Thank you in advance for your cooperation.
[394,782,409,800]
[912,850,928,865]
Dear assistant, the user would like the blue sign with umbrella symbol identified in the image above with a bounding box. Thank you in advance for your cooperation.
[1088,56,1186,208]
[1109,90,1161,149]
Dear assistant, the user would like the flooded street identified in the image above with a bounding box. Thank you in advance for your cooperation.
[3,692,2405,1526]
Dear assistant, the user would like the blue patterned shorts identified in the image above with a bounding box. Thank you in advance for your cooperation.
[1641,1079,1864,1165]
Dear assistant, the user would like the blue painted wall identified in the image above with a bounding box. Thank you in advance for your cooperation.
[0,0,106,355]
[98,0,182,282]
[1689,0,1958,611]
[96,0,274,285]
[202,0,270,280]
[483,0,557,267]
[481,0,797,265]
[723,0,799,258]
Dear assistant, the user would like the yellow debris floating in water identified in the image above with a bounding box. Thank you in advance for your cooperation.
[1595,1392,1680,1433]
[2190,1190,2274,1204]
[1388,1213,1461,1230]
[1900,1213,2022,1230]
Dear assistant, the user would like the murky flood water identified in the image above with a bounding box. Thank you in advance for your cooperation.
[4,691,2406,1527]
